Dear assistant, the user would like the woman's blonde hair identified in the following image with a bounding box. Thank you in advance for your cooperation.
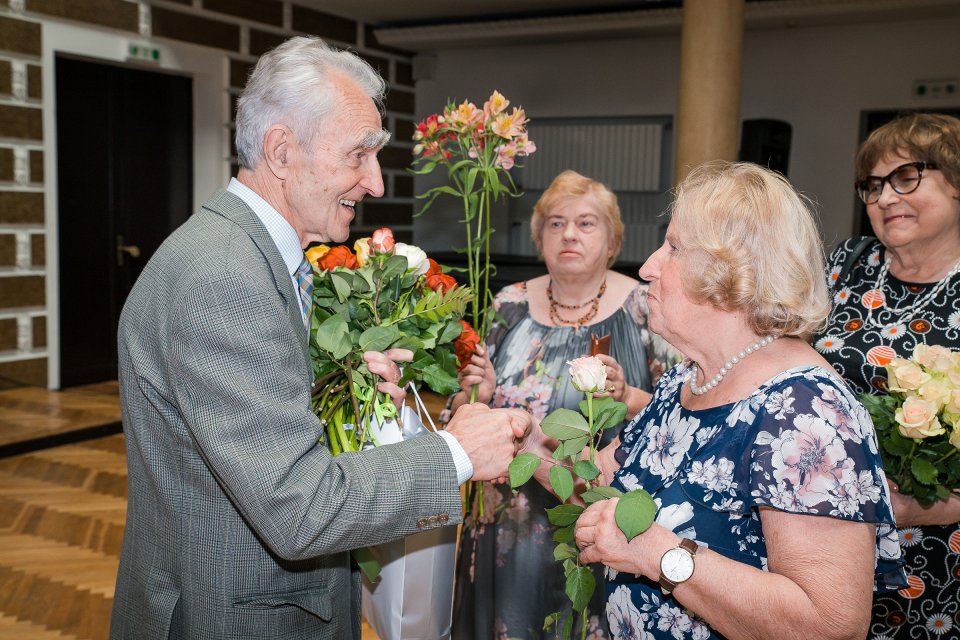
[530,170,625,267]
[671,161,830,338]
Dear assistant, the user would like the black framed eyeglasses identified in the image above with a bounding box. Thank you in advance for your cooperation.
[855,161,937,205]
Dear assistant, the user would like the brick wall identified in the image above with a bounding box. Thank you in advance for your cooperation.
[0,0,417,388]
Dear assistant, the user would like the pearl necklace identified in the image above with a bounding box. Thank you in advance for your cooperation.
[864,257,960,329]
[686,335,777,396]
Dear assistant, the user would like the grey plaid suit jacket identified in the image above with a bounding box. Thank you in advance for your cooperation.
[110,190,462,639]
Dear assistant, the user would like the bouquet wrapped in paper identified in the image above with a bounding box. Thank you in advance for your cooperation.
[860,344,960,505]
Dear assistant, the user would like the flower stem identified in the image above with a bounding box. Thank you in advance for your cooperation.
[933,448,957,465]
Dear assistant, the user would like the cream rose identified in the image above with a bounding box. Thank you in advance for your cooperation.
[895,396,945,439]
[568,355,607,393]
[913,344,955,373]
[393,242,429,276]
[918,379,952,410]
[950,427,960,451]
[353,237,371,267]
[887,361,932,392]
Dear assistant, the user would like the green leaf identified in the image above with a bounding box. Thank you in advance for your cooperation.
[509,452,541,489]
[352,547,381,582]
[565,565,595,612]
[542,612,561,632]
[883,427,915,457]
[552,524,575,544]
[553,542,579,561]
[358,324,400,352]
[540,408,590,440]
[911,457,940,486]
[549,465,574,502]
[615,489,657,541]
[581,486,624,505]
[573,460,600,481]
[314,315,351,360]
[558,436,590,459]
[545,503,584,527]
[330,271,353,303]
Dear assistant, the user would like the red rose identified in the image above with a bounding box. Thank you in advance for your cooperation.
[454,320,481,370]
[425,272,457,293]
[371,228,395,254]
[317,245,359,271]
[425,258,443,278]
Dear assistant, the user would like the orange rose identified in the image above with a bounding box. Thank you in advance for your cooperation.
[316,245,359,271]
[454,320,481,370]
[425,258,443,278]
[304,244,331,270]
[425,272,457,293]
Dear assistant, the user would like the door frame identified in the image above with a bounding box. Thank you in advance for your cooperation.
[42,22,228,388]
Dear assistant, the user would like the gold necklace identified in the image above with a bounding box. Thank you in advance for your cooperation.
[547,278,607,327]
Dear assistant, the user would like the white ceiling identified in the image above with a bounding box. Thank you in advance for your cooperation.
[296,0,665,26]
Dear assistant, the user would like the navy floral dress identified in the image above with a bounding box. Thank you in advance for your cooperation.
[606,363,904,639]
[814,237,960,640]
[452,282,680,640]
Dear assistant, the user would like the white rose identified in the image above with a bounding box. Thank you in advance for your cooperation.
[567,355,607,393]
[392,242,429,276]
[950,427,960,451]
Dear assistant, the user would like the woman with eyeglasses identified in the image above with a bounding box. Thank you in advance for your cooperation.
[813,112,960,639]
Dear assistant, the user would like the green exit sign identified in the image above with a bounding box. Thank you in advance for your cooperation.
[128,43,161,63]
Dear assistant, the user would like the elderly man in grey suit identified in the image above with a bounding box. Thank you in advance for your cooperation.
[110,36,530,639]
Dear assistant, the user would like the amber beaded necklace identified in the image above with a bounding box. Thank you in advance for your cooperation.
[547,278,607,327]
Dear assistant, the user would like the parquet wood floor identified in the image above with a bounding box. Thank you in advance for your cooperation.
[0,382,451,639]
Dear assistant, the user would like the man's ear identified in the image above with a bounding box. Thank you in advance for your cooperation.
[262,125,292,180]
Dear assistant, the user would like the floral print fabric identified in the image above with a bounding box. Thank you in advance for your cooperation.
[606,363,903,639]
[452,281,680,639]
[814,237,960,640]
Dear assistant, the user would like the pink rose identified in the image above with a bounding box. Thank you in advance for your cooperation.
[567,356,607,393]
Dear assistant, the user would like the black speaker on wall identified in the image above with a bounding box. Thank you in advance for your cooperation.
[739,118,792,176]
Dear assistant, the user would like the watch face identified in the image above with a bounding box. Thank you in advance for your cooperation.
[661,548,695,582]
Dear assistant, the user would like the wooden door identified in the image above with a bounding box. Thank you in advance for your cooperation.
[56,56,193,387]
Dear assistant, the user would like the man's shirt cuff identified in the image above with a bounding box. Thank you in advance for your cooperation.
[437,430,473,485]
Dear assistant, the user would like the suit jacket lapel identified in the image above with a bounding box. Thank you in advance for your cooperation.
[201,190,310,361]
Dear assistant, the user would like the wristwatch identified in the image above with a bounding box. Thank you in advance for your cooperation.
[658,538,698,594]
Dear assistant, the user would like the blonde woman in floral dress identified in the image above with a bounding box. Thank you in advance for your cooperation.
[813,113,960,640]
[449,171,678,639]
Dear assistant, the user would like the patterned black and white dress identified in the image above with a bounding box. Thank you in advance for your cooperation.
[814,236,960,640]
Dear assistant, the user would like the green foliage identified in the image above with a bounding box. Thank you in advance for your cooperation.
[615,489,657,541]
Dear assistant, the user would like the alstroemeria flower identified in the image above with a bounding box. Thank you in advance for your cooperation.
[515,132,537,156]
[371,228,395,254]
[316,245,359,271]
[353,238,371,266]
[492,108,526,139]
[568,356,607,394]
[895,396,945,439]
[483,90,509,119]
[448,101,483,129]
[393,242,429,276]
[495,142,518,170]
[305,244,331,270]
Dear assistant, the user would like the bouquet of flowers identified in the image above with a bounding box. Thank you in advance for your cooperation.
[306,227,473,455]
[509,356,656,640]
[411,90,536,360]
[860,344,960,506]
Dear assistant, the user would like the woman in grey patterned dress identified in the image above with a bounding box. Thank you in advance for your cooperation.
[449,170,678,639]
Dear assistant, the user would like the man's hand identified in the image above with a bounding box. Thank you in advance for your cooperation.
[363,348,413,408]
[444,403,531,481]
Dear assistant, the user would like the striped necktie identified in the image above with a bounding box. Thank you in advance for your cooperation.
[294,256,313,329]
